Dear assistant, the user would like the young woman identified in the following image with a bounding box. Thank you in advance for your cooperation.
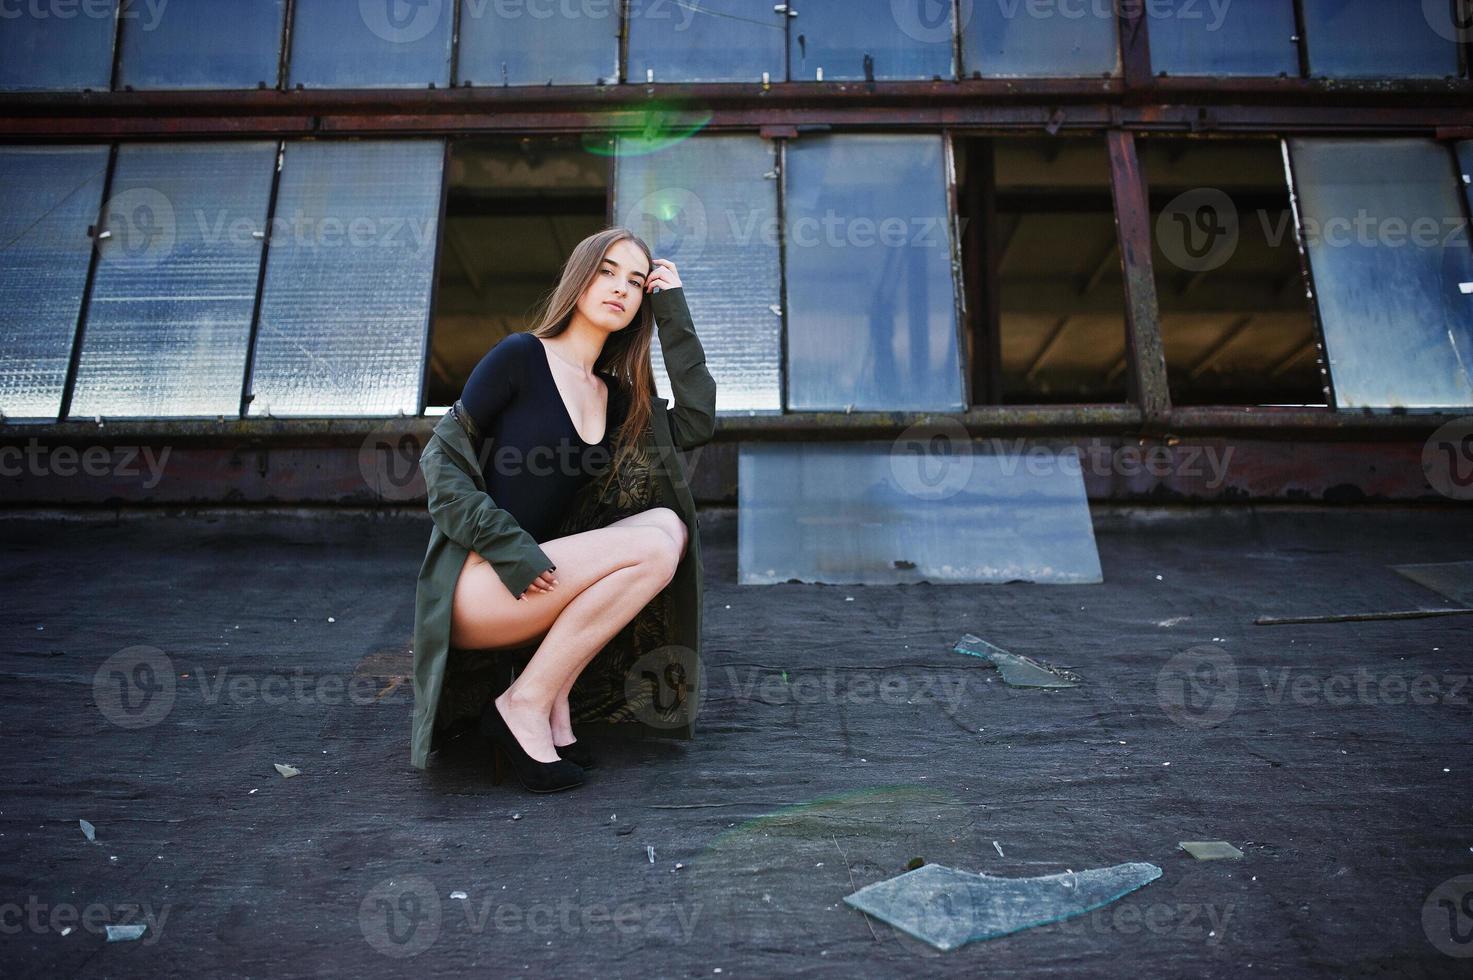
[410,228,716,793]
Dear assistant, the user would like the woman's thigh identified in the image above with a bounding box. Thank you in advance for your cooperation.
[449,509,682,651]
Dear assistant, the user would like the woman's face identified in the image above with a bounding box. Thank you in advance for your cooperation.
[579,239,649,332]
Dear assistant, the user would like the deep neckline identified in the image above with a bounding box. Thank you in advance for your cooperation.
[533,334,610,447]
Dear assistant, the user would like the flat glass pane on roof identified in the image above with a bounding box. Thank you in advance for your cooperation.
[961,2,1119,77]
[738,440,1103,585]
[614,133,782,413]
[626,0,785,82]
[117,0,285,89]
[0,147,109,420]
[1147,0,1299,77]
[288,0,452,88]
[787,0,954,80]
[248,140,445,417]
[456,0,617,85]
[0,0,117,91]
[70,142,277,419]
[784,133,963,411]
[1302,0,1459,78]
[1288,138,1473,409]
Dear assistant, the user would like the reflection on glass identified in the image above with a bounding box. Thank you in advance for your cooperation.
[788,0,953,80]
[70,143,277,419]
[0,147,109,419]
[1148,0,1299,76]
[962,3,1118,77]
[1288,138,1473,408]
[1302,0,1458,78]
[288,0,452,88]
[118,0,285,89]
[738,441,1103,585]
[615,133,782,413]
[249,140,445,417]
[456,0,617,85]
[626,0,785,82]
[0,2,116,91]
[785,133,963,411]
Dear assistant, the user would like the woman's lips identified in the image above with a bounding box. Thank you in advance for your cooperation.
[604,301,624,312]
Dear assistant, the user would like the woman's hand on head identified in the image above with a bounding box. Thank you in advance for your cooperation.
[645,258,682,293]
[518,566,558,599]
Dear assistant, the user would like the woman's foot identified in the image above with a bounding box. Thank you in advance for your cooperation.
[493,690,559,763]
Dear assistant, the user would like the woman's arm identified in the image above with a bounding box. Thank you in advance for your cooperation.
[649,283,717,451]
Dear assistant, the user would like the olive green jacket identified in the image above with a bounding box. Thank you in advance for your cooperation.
[410,286,716,769]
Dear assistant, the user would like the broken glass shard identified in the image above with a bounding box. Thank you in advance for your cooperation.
[1179,841,1244,860]
[954,634,1081,688]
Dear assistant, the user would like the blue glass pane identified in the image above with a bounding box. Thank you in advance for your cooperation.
[614,133,782,413]
[288,0,452,88]
[788,0,953,80]
[961,1,1118,76]
[738,440,1103,585]
[71,143,277,419]
[249,140,445,417]
[627,0,785,82]
[1302,0,1459,78]
[784,134,963,411]
[0,0,116,91]
[0,147,109,420]
[456,0,616,85]
[118,0,284,89]
[1289,138,1473,409]
[1148,0,1299,76]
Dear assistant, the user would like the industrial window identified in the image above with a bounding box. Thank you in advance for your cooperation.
[287,0,453,89]
[959,137,1130,405]
[0,0,116,91]
[116,0,286,90]
[426,135,609,411]
[625,0,785,83]
[455,0,618,86]
[1141,138,1325,407]
[1147,0,1300,77]
[0,147,109,420]
[70,143,277,419]
[613,132,783,414]
[960,3,1120,77]
[1287,138,1473,409]
[784,133,966,411]
[248,140,446,417]
[1301,0,1462,78]
[786,0,955,81]
[738,441,1103,585]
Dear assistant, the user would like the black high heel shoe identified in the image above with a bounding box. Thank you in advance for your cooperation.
[479,701,584,793]
[554,738,597,770]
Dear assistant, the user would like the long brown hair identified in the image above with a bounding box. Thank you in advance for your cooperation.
[525,227,658,498]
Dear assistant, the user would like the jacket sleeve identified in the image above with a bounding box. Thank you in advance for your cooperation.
[420,443,554,602]
[650,286,717,451]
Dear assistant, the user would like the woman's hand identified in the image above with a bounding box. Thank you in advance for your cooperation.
[518,566,558,599]
[645,257,683,293]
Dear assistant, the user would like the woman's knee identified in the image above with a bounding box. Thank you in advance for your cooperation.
[630,524,681,584]
[646,506,687,560]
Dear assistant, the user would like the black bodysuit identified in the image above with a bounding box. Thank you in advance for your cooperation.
[460,332,628,543]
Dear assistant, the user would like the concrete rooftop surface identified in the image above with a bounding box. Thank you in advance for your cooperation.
[2,503,1472,978]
